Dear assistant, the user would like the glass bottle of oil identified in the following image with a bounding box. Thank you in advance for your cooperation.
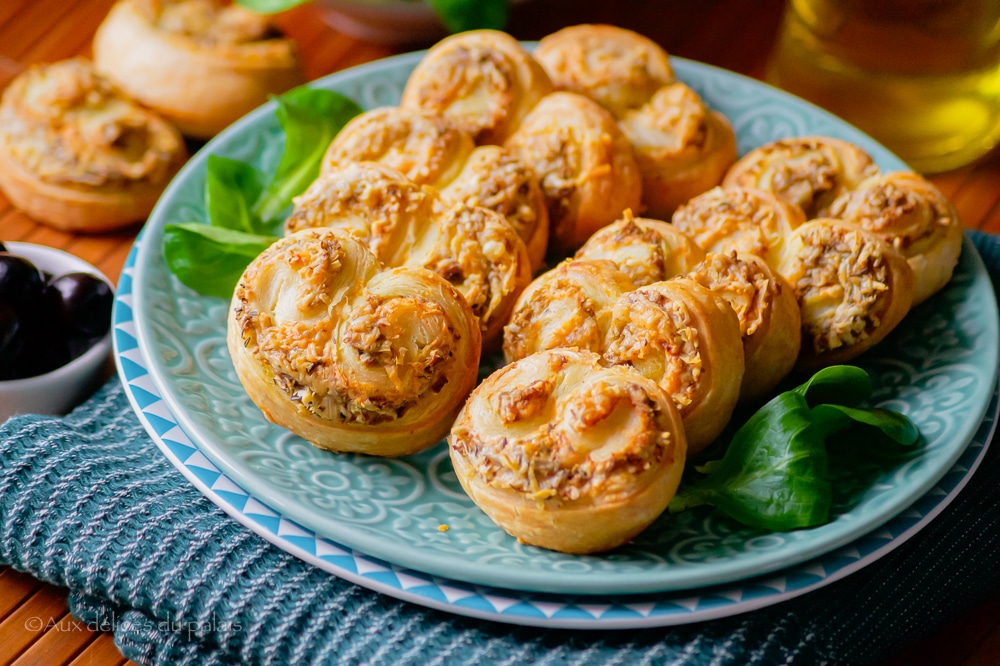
[766,0,1000,173]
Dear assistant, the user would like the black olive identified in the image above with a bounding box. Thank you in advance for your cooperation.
[0,241,8,253]
[43,272,114,337]
[0,253,45,309]
[0,302,24,380]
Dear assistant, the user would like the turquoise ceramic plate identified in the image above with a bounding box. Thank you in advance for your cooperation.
[128,51,1000,595]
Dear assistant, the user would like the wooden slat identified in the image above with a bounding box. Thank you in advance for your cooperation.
[66,634,126,666]
[0,0,81,60]
[0,570,43,622]
[0,587,69,666]
[17,0,117,65]
[11,612,99,666]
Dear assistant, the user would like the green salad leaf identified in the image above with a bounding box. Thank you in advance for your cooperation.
[205,156,268,234]
[235,0,311,12]
[669,366,919,531]
[234,0,510,33]
[163,224,276,300]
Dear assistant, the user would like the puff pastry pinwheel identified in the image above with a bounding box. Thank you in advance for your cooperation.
[687,252,801,403]
[819,171,963,306]
[449,348,686,554]
[439,145,550,272]
[778,219,914,371]
[227,228,482,457]
[321,106,475,191]
[602,278,744,455]
[93,0,304,139]
[722,136,879,219]
[400,30,553,145]
[0,58,186,232]
[505,92,642,252]
[671,186,806,267]
[534,24,675,119]
[287,162,532,352]
[502,258,635,364]
[574,210,705,287]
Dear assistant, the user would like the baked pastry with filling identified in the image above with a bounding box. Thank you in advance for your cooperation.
[505,91,642,252]
[0,57,186,232]
[671,186,806,268]
[574,209,705,287]
[400,30,553,145]
[778,218,914,371]
[93,0,304,138]
[687,252,801,402]
[449,347,686,554]
[723,136,879,219]
[321,106,475,191]
[502,259,635,364]
[602,278,744,455]
[227,228,481,457]
[820,171,962,306]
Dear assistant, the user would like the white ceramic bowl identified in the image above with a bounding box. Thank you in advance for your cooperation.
[0,242,115,422]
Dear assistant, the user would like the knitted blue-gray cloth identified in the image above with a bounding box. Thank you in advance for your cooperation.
[2,232,1000,666]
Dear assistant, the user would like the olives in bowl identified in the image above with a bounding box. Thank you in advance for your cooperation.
[0,242,115,421]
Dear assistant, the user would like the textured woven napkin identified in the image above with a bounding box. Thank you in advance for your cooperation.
[3,232,1000,666]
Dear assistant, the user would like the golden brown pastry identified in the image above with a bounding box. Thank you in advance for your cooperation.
[602,278,744,455]
[671,186,807,267]
[820,171,963,306]
[534,24,674,119]
[502,259,635,364]
[400,30,553,145]
[619,82,737,218]
[321,106,475,191]
[449,347,686,554]
[778,218,914,371]
[574,209,705,287]
[687,252,801,403]
[722,136,879,218]
[439,145,550,272]
[93,0,304,138]
[0,58,186,232]
[287,162,532,352]
[227,228,482,457]
[505,91,642,252]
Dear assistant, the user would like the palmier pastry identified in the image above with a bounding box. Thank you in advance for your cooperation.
[505,92,642,252]
[503,259,635,364]
[778,219,914,371]
[439,145,550,272]
[227,228,481,457]
[93,0,304,138]
[603,278,744,454]
[534,24,674,119]
[687,252,801,403]
[449,348,686,554]
[287,162,531,351]
[723,136,879,218]
[574,209,705,287]
[671,186,806,267]
[820,171,963,305]
[0,58,186,232]
[400,30,553,145]
[321,106,475,191]
[619,82,737,218]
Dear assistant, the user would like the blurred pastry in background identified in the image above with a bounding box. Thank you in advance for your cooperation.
[0,58,186,232]
[93,0,304,139]
[401,30,553,145]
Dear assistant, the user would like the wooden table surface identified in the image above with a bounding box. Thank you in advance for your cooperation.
[1,1,999,665]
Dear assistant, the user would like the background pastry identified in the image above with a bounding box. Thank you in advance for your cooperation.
[93,0,304,139]
[671,185,806,268]
[0,57,186,232]
[722,136,879,219]
[778,218,914,371]
[503,258,635,364]
[505,91,642,252]
[321,106,475,191]
[227,228,482,458]
[820,171,963,306]
[439,145,550,272]
[449,348,686,554]
[400,30,553,145]
[687,252,801,403]
[534,24,675,119]
[574,210,705,287]
[602,278,744,454]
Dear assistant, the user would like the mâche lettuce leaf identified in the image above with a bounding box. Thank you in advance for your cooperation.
[235,0,510,33]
